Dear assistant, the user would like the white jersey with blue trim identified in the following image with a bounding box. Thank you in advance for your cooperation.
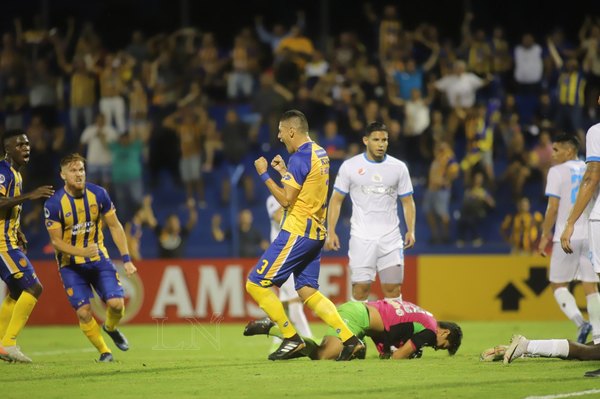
[266,195,282,242]
[545,160,588,242]
[332,153,413,239]
[586,123,600,221]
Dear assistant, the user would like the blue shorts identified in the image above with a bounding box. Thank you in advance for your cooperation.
[0,249,40,296]
[59,259,124,309]
[248,230,324,290]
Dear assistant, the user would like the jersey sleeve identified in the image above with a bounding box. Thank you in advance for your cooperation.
[586,124,600,162]
[96,186,116,215]
[0,165,13,197]
[408,329,437,351]
[333,161,350,195]
[282,152,310,190]
[44,198,62,230]
[544,167,561,198]
[397,163,414,197]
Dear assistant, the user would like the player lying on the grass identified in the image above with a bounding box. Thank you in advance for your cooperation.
[244,298,462,360]
[480,334,600,366]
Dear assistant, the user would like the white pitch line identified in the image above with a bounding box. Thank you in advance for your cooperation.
[29,348,97,356]
[525,389,600,399]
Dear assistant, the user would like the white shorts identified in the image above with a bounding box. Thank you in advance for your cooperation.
[549,240,599,283]
[278,275,299,302]
[348,229,404,283]
[589,220,600,275]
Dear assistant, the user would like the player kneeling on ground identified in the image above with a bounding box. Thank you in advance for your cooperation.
[245,298,462,360]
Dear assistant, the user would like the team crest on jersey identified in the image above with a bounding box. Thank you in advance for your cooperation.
[19,258,27,267]
[372,173,383,183]
[67,288,74,297]
[90,204,98,216]
[358,168,366,175]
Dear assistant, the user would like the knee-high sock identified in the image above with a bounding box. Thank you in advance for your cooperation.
[1,292,37,347]
[526,339,569,358]
[246,281,296,338]
[0,296,17,341]
[288,301,312,338]
[554,287,585,327]
[586,293,600,344]
[80,318,111,354]
[105,306,125,332]
[304,291,354,342]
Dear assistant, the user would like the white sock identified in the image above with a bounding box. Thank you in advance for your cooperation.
[288,301,312,338]
[554,287,585,327]
[526,339,569,358]
[586,292,600,344]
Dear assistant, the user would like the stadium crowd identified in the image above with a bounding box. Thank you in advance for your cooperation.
[1,6,600,258]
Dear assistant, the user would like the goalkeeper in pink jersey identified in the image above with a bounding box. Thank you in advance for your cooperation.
[244,298,462,360]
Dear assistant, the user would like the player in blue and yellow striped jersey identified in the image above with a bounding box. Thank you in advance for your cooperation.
[44,153,137,363]
[246,110,364,361]
[0,129,54,363]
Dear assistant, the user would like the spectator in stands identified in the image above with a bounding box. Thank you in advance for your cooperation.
[513,33,544,96]
[1,75,27,130]
[220,108,257,205]
[211,209,269,258]
[80,113,119,191]
[275,25,314,70]
[364,2,402,63]
[319,120,347,161]
[249,71,293,146]
[501,197,543,255]
[548,37,587,139]
[146,198,198,259]
[109,129,147,224]
[28,58,65,149]
[528,130,554,190]
[202,118,223,173]
[456,171,495,248]
[163,105,207,208]
[227,35,257,101]
[254,11,305,54]
[96,53,133,133]
[581,18,600,119]
[360,64,387,106]
[125,195,154,261]
[129,78,150,142]
[434,60,492,143]
[424,141,459,244]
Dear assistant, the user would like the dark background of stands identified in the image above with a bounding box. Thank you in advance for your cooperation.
[3,0,600,260]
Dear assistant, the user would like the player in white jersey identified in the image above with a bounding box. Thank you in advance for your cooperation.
[265,195,312,342]
[537,134,599,344]
[326,121,416,301]
[561,96,600,377]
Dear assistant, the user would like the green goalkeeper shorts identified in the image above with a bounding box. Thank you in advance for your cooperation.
[324,301,369,339]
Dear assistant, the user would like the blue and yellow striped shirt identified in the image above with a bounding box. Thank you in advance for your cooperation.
[280,141,329,240]
[0,160,23,251]
[44,183,115,267]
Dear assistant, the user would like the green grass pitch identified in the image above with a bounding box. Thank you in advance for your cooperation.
[3,321,600,399]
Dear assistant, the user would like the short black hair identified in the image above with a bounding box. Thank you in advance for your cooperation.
[553,133,580,152]
[438,321,462,355]
[365,121,388,137]
[2,129,26,144]
[280,109,309,134]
